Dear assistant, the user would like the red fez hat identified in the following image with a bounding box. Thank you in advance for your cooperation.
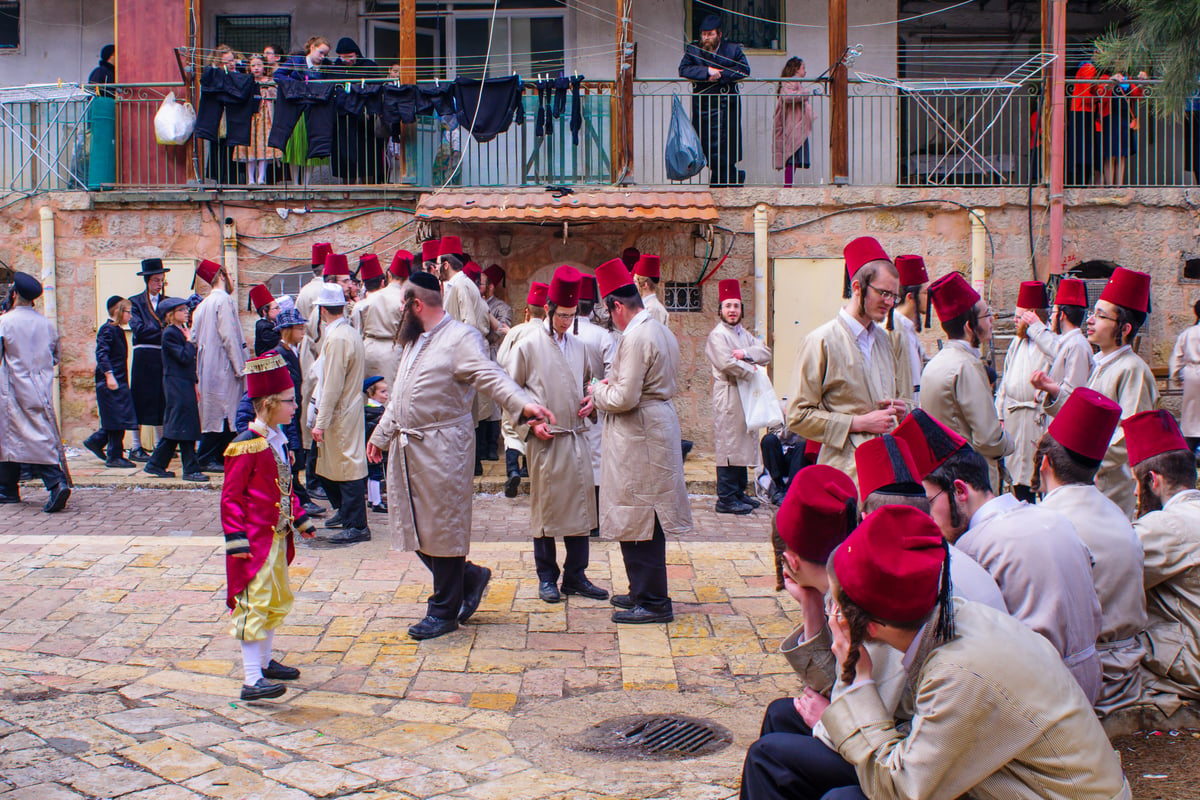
[1047,387,1121,462]
[1054,278,1088,308]
[527,282,550,306]
[195,259,221,285]
[1122,410,1190,467]
[248,284,274,312]
[893,409,969,479]
[775,465,858,563]
[596,258,636,299]
[464,261,482,282]
[833,506,947,624]
[894,255,928,286]
[844,236,890,278]
[483,264,505,287]
[718,279,741,303]
[439,235,463,258]
[421,240,441,263]
[804,440,822,461]
[579,274,596,302]
[621,246,641,270]
[244,353,294,399]
[856,435,924,498]
[1100,267,1151,313]
[1017,281,1048,310]
[389,250,412,279]
[357,254,383,282]
[311,242,333,267]
[928,272,981,322]
[633,254,661,280]
[323,253,350,277]
[549,266,583,307]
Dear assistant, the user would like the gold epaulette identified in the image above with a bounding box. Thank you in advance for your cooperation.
[223,437,270,458]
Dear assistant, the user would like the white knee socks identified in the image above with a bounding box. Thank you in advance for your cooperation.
[368,479,381,506]
[241,639,263,685]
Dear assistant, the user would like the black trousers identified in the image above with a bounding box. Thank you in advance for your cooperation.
[291,460,311,506]
[533,535,589,585]
[739,699,864,800]
[321,476,367,530]
[716,465,747,503]
[147,438,199,475]
[506,448,521,478]
[619,515,670,612]
[305,444,322,493]
[197,423,236,466]
[85,429,127,460]
[761,434,805,492]
[416,552,488,621]
[0,462,68,498]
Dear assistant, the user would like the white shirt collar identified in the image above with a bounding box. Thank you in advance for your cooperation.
[624,308,651,332]
[249,419,288,460]
[838,308,871,339]
[1166,489,1200,509]
[1093,344,1131,367]
[901,623,929,671]
[326,316,348,334]
[945,339,981,358]
[968,492,1020,531]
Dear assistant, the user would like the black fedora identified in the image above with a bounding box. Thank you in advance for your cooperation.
[137,258,171,277]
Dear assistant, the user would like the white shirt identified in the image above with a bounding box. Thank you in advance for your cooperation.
[838,308,875,368]
[895,313,926,388]
[545,319,569,354]
[1093,344,1131,369]
[969,492,1021,531]
[249,419,288,464]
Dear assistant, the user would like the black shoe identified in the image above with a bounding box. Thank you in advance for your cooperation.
[612,606,674,624]
[307,486,327,500]
[328,527,370,544]
[408,615,459,640]
[562,578,608,601]
[0,493,19,504]
[504,474,520,498]
[127,447,152,463]
[301,502,326,517]
[240,678,286,700]
[610,593,634,610]
[261,659,300,680]
[83,435,107,462]
[681,440,694,461]
[589,528,600,538]
[474,462,483,477]
[458,566,492,623]
[200,462,225,474]
[144,465,174,478]
[771,489,787,506]
[519,467,529,478]
[715,499,753,515]
[182,472,210,483]
[323,512,345,529]
[484,450,499,462]
[538,580,562,603]
[738,494,762,509]
[105,457,136,469]
[43,484,70,513]
[370,503,388,514]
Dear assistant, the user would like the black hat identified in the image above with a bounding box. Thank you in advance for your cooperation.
[408,271,441,293]
[12,272,43,301]
[156,296,188,316]
[137,258,170,277]
[106,295,125,312]
[700,14,722,31]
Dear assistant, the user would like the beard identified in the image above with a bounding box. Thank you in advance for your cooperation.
[397,305,425,346]
[701,39,719,52]
[1136,475,1163,517]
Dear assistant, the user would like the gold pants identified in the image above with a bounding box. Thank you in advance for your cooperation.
[229,533,293,641]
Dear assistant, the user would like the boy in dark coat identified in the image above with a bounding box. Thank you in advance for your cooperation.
[83,296,137,467]
[142,297,207,482]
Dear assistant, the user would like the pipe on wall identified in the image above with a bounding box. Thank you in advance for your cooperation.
[754,203,769,341]
[970,208,987,298]
[39,205,61,424]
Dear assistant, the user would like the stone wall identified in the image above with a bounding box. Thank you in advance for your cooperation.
[3,186,1196,451]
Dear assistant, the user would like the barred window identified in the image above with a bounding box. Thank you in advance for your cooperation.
[689,0,783,52]
[0,2,20,51]
[215,15,291,59]
[664,281,702,313]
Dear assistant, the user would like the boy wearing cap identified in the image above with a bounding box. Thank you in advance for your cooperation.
[143,297,208,483]
[1023,277,1094,393]
[994,281,1052,501]
[889,254,929,402]
[1036,388,1147,715]
[632,255,669,325]
[192,259,249,471]
[1034,267,1159,519]
[128,258,171,460]
[1123,411,1200,711]
[496,284,550,497]
[270,307,321,516]
[84,296,138,469]
[786,236,910,487]
[250,285,281,356]
[363,376,389,513]
[705,279,772,514]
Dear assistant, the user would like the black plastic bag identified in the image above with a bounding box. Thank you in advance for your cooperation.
[665,94,706,181]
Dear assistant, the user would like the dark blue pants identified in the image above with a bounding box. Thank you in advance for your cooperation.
[739,699,864,800]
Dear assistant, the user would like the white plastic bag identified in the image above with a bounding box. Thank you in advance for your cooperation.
[154,92,196,145]
[664,94,706,181]
[737,367,784,433]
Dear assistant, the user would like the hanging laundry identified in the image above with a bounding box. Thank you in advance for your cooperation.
[268,80,337,158]
[195,66,258,147]
[570,75,584,146]
[453,75,525,144]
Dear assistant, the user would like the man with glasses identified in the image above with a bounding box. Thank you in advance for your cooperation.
[785,237,910,488]
[1033,267,1158,519]
[921,272,1013,495]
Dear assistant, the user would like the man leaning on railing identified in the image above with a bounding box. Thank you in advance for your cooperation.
[678,13,750,188]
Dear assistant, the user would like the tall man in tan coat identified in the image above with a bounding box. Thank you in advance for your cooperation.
[994,281,1051,501]
[589,258,693,625]
[705,279,771,515]
[888,254,929,402]
[295,242,334,500]
[351,252,405,384]
[507,267,607,604]
[785,236,910,488]
[312,283,370,545]
[633,254,669,325]
[367,272,554,641]
[192,259,247,470]
[497,284,549,497]
[1023,277,1093,396]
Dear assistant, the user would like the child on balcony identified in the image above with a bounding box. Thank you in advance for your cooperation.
[234,55,282,186]
[773,57,815,187]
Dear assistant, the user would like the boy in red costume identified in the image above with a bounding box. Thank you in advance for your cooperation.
[223,353,316,701]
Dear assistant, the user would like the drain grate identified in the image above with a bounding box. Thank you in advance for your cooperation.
[573,714,732,760]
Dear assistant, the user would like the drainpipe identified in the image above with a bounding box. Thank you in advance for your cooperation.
[970,209,987,297]
[39,206,61,423]
[1047,0,1067,276]
[223,217,239,293]
[753,203,769,341]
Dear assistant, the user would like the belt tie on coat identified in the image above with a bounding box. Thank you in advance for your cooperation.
[399,411,473,448]
[1096,636,1138,652]
[1064,643,1098,667]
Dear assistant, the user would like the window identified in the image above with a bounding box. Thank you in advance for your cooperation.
[0,1,20,51]
[664,281,702,313]
[689,0,783,52]
[214,14,291,58]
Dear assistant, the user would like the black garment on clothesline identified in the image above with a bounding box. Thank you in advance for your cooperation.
[195,67,258,146]
[452,75,525,144]
[267,79,337,158]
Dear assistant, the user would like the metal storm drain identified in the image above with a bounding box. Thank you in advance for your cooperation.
[574,714,732,760]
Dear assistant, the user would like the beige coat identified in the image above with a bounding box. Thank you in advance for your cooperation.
[295,275,325,448]
[1028,322,1093,392]
[592,311,693,541]
[1137,489,1200,712]
[704,322,772,467]
[369,315,532,556]
[642,293,669,325]
[1040,484,1148,715]
[496,320,543,456]
[192,286,247,433]
[507,323,600,537]
[444,271,494,423]
[314,318,366,482]
[995,336,1051,487]
[0,306,61,466]
[575,315,616,484]
[1047,346,1159,519]
[785,313,907,486]
[352,283,405,386]
[921,340,1013,492]
[824,600,1131,800]
[1170,323,1200,437]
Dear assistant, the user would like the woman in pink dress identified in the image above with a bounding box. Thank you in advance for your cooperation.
[772,57,815,187]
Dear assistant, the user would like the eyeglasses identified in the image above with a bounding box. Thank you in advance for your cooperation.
[926,488,946,506]
[867,284,900,304]
[552,311,575,322]
[1088,307,1118,323]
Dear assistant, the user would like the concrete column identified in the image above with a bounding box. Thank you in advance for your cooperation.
[754,203,770,340]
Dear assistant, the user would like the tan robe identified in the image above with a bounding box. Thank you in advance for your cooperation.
[314,318,366,482]
[575,315,616,485]
[352,282,405,386]
[1137,489,1200,713]
[1170,323,1200,437]
[295,275,325,448]
[1047,346,1159,519]
[785,313,907,486]
[1028,322,1093,392]
[642,293,669,325]
[921,340,1014,493]
[994,336,1050,488]
[495,321,543,456]
[1040,484,1148,715]
[704,322,772,467]
[0,306,60,465]
[592,311,693,541]
[824,600,1132,800]
[444,271,494,423]
[191,286,247,433]
[369,315,532,556]
[507,324,600,537]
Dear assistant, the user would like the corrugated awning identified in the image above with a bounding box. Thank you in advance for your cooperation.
[415,188,719,223]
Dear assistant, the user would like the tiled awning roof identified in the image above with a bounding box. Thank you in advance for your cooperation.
[415,188,719,223]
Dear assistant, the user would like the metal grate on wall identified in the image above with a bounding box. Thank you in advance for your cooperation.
[664,281,702,313]
[214,15,291,59]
